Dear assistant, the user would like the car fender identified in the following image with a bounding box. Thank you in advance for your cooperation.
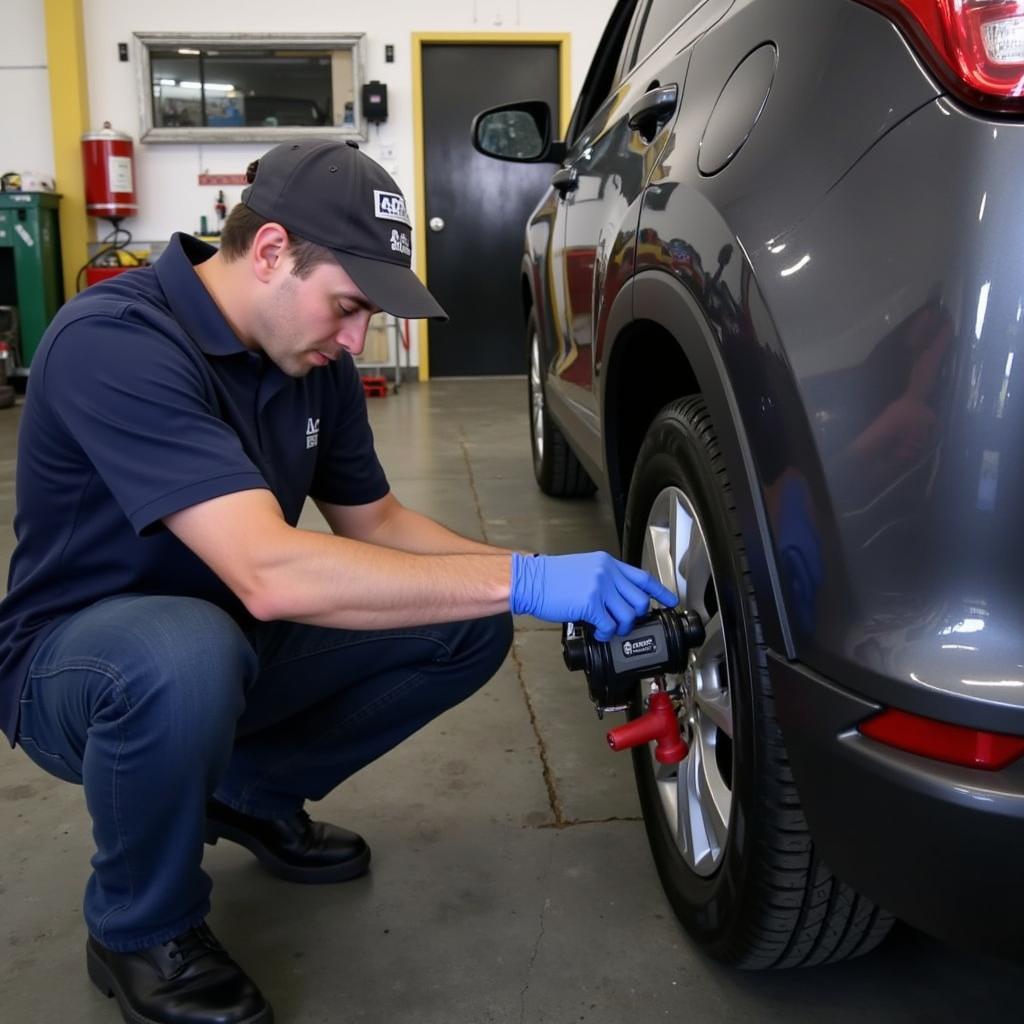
[601,269,794,656]
[522,192,561,369]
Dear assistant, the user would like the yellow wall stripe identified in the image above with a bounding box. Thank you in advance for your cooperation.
[411,33,571,381]
[43,0,90,300]
[411,37,428,381]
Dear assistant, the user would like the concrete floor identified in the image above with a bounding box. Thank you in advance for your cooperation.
[1,377,1022,1022]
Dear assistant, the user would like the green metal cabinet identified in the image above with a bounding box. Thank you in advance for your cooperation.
[0,192,64,369]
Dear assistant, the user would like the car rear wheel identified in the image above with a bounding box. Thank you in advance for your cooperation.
[622,396,893,968]
[527,311,596,498]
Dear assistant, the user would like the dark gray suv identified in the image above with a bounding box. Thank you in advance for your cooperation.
[474,0,1024,967]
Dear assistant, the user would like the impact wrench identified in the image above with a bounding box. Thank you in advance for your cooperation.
[561,608,705,764]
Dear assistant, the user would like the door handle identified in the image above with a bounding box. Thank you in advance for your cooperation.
[628,84,679,141]
[551,165,579,197]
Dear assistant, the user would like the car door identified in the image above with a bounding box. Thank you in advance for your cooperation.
[543,0,646,471]
[626,0,739,315]
[546,0,715,471]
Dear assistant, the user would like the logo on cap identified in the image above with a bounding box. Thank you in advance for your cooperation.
[390,229,411,257]
[374,190,411,227]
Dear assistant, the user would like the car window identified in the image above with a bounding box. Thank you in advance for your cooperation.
[630,0,707,71]
[566,0,642,147]
[614,0,654,87]
[621,0,654,76]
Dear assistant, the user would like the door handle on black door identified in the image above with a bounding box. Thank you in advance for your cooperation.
[628,84,679,142]
[551,165,579,197]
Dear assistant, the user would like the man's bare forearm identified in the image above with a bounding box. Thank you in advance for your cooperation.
[249,522,513,628]
[359,501,520,557]
[166,489,514,629]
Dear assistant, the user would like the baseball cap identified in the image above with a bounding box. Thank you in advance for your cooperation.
[241,139,447,321]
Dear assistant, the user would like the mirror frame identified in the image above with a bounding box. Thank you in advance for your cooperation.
[134,32,367,143]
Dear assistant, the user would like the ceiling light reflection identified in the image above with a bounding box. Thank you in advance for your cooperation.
[962,679,1024,687]
[975,282,991,340]
[780,254,810,277]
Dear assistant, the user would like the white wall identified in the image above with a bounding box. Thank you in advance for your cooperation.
[83,1,614,239]
[0,0,55,182]
[0,2,614,364]
[81,0,615,365]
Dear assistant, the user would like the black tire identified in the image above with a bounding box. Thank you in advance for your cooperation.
[527,311,596,498]
[622,396,893,968]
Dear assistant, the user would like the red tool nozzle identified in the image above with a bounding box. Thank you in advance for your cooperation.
[606,691,687,764]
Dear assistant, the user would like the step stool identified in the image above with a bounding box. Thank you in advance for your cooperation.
[361,375,389,398]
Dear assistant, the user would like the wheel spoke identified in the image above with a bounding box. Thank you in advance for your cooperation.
[682,534,712,618]
[684,724,733,868]
[669,495,695,603]
[681,739,716,870]
[643,524,676,595]
[699,611,726,663]
[693,726,730,857]
[695,685,733,739]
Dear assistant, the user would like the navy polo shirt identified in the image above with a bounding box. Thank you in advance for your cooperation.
[0,233,389,744]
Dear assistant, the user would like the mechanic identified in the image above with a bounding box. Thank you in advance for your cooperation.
[0,139,675,1024]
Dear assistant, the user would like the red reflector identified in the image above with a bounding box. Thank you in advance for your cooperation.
[860,709,1024,770]
[857,0,1024,114]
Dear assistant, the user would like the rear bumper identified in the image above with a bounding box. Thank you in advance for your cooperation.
[769,651,1024,957]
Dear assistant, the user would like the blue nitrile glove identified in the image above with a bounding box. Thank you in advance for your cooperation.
[510,551,678,641]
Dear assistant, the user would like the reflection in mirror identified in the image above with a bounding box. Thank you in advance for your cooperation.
[477,110,544,159]
[149,47,349,129]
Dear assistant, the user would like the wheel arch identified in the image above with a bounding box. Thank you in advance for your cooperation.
[520,257,553,372]
[601,270,793,656]
[520,264,534,322]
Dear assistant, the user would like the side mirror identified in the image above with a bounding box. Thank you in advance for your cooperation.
[471,101,565,164]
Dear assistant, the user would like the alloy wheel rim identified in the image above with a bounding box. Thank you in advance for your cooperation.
[530,332,545,464]
[641,485,733,877]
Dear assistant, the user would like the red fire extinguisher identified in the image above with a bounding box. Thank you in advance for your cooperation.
[81,122,137,220]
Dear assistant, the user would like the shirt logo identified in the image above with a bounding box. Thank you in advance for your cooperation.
[390,229,411,257]
[374,190,411,226]
[306,417,320,450]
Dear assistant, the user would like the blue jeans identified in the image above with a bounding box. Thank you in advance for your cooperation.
[15,594,513,952]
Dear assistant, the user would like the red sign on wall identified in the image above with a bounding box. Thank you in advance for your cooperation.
[198,173,249,186]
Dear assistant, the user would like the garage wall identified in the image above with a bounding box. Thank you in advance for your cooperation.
[0,0,55,182]
[81,0,617,368]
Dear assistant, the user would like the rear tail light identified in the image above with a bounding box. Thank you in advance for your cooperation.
[857,1,1024,113]
[860,708,1024,770]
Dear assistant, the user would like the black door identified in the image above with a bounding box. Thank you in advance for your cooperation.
[422,44,559,376]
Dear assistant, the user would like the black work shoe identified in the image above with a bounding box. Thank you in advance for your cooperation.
[87,922,272,1024]
[204,798,371,884]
